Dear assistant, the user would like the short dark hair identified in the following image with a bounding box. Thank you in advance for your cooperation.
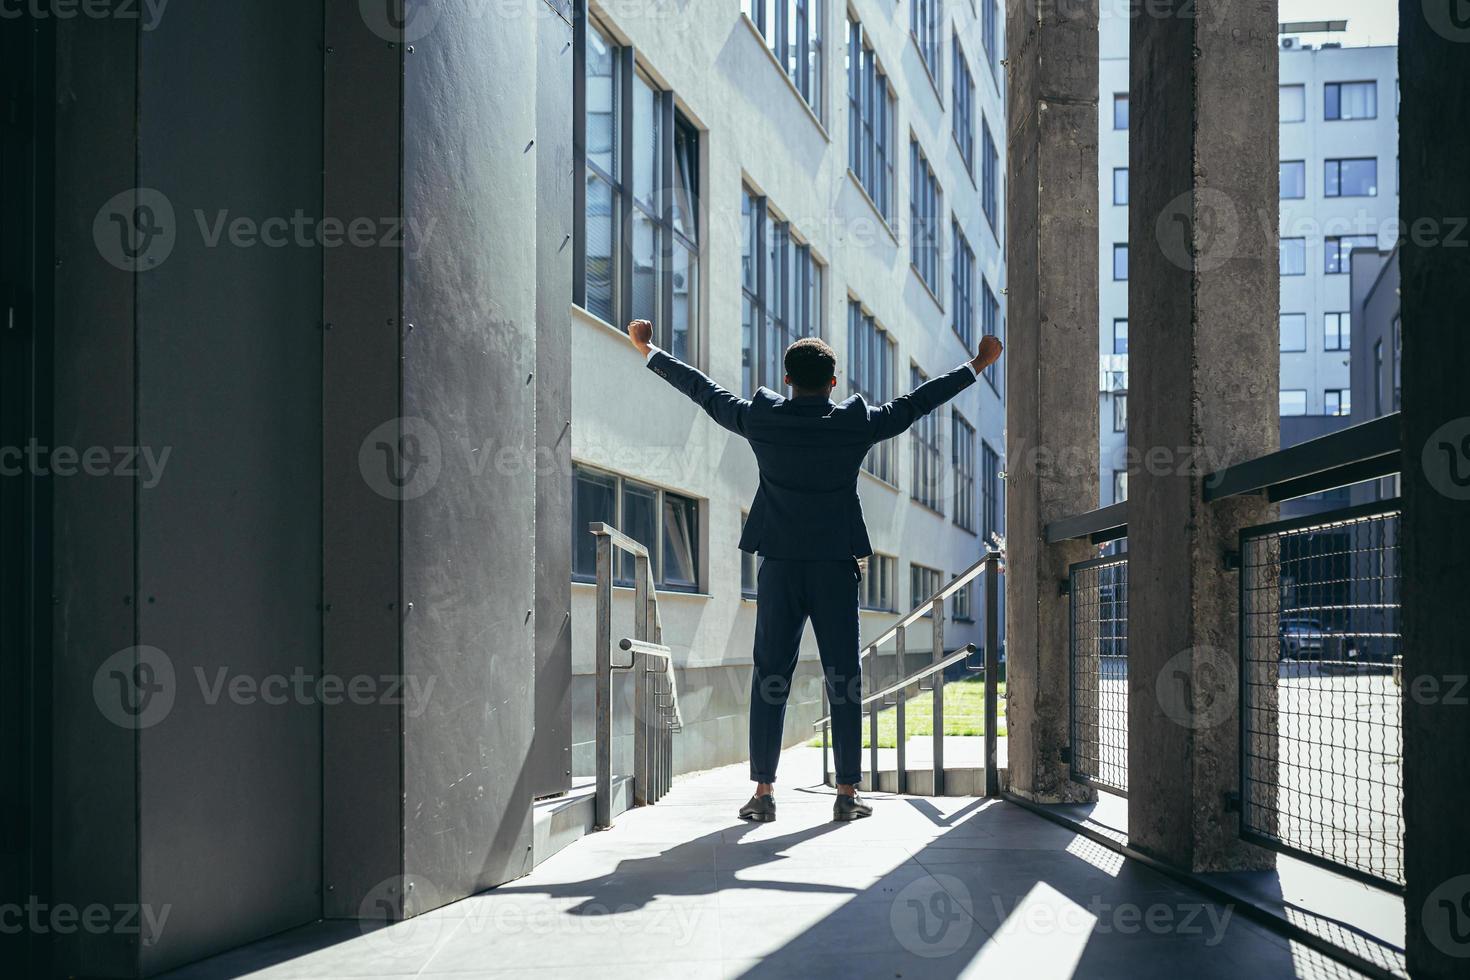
[784,337,837,390]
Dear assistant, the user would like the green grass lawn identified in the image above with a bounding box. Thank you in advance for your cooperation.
[807,677,1007,748]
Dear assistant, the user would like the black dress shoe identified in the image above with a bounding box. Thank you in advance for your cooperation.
[832,793,872,822]
[739,793,776,822]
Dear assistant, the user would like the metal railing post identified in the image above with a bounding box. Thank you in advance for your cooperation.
[594,533,614,828]
[868,695,878,790]
[633,556,651,806]
[820,689,830,786]
[931,596,945,795]
[895,625,907,793]
[984,554,1001,798]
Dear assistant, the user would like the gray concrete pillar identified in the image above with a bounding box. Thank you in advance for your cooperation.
[1399,7,1470,976]
[1126,0,1277,871]
[1003,0,1100,804]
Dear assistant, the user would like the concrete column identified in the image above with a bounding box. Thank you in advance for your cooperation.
[1400,7,1470,976]
[1003,0,1099,804]
[1126,0,1277,870]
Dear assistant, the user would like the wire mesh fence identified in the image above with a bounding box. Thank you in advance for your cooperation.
[1240,502,1403,888]
[1069,553,1129,796]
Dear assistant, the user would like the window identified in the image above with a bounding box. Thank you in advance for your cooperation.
[849,301,895,482]
[911,563,942,616]
[1325,81,1377,121]
[953,40,975,173]
[742,187,824,394]
[1112,318,1128,354]
[952,410,976,532]
[910,365,942,511]
[911,0,940,85]
[1112,469,1127,504]
[1324,312,1350,352]
[1325,234,1377,274]
[1112,393,1127,433]
[740,512,760,598]
[1112,93,1129,130]
[848,15,896,219]
[574,21,699,362]
[1280,237,1306,276]
[1279,84,1305,123]
[982,0,998,79]
[1113,167,1128,206]
[572,464,700,592]
[1112,244,1128,281]
[1324,157,1378,197]
[1373,340,1384,415]
[1325,389,1351,417]
[861,554,895,611]
[1280,313,1307,352]
[742,0,824,117]
[910,140,943,295]
[952,219,975,346]
[1280,389,1308,417]
[1280,160,1305,199]
[981,280,1001,387]
[981,442,1001,544]
[981,122,999,234]
[951,574,973,622]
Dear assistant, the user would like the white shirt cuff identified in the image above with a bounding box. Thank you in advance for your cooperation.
[965,361,980,378]
[645,346,662,364]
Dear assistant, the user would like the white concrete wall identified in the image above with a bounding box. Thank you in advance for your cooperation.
[1096,12,1398,505]
[570,0,1006,776]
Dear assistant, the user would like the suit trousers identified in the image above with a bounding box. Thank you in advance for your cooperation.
[748,557,863,786]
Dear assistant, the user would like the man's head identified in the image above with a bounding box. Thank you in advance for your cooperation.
[784,337,838,397]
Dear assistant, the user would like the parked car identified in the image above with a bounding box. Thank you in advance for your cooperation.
[1279,618,1329,660]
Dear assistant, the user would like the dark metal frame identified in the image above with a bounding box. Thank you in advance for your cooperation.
[1203,412,1399,503]
[1236,498,1405,892]
[1045,500,1127,544]
[1067,553,1130,797]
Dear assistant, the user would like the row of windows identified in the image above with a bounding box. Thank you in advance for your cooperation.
[572,465,700,591]
[1280,389,1352,418]
[1113,81,1386,131]
[1281,158,1384,199]
[742,187,823,394]
[577,21,700,362]
[1281,312,1352,353]
[1110,237,1382,281]
[1111,312,1351,356]
[742,1,824,116]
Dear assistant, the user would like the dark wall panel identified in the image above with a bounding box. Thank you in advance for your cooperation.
[532,2,575,801]
[400,0,539,899]
[321,0,406,920]
[49,11,140,978]
[135,1,324,972]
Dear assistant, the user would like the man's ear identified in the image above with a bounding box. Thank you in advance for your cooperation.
[828,377,837,390]
[783,375,791,387]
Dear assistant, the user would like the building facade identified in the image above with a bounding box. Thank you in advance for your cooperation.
[1097,6,1398,507]
[567,0,1009,777]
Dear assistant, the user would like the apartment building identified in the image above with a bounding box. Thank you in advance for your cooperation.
[565,1,1008,775]
[1096,6,1398,507]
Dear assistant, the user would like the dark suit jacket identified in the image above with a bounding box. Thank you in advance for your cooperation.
[648,349,977,560]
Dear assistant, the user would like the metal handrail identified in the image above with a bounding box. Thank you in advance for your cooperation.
[1046,501,1128,544]
[590,522,681,828]
[817,551,1003,797]
[1203,412,1400,502]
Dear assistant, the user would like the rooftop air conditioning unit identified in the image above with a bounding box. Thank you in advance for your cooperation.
[1281,37,1298,49]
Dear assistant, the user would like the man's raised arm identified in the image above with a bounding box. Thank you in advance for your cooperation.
[628,318,751,436]
[869,335,1004,441]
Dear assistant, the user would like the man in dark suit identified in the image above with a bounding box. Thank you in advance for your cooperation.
[627,318,1003,821]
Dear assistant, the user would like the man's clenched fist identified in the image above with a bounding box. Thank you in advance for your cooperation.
[627,319,654,356]
[970,335,1004,374]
